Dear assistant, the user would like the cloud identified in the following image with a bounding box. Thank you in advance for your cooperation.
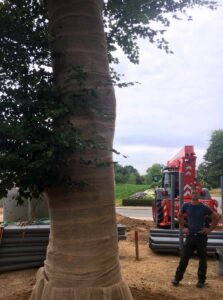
[113,6,223,174]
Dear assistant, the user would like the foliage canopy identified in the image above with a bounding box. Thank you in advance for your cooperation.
[144,163,163,186]
[114,163,143,184]
[198,129,223,188]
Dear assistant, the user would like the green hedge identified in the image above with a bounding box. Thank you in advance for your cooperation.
[122,198,153,206]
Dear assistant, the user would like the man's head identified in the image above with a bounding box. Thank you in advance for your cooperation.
[191,187,199,201]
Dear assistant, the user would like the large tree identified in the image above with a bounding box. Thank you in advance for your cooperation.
[31,1,133,299]
[0,1,218,300]
[200,130,223,188]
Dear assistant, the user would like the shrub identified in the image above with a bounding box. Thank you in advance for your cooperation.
[122,198,153,206]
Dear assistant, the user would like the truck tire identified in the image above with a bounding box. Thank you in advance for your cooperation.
[152,188,164,227]
[156,199,163,227]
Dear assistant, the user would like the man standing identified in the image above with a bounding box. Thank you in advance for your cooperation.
[172,186,220,288]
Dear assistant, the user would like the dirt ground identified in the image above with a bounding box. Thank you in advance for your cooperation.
[0,210,223,300]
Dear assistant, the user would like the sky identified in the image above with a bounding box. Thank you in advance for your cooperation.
[113,4,223,175]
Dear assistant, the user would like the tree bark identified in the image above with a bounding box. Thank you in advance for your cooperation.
[30,1,133,299]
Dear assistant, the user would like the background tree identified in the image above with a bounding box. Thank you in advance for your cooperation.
[197,162,210,188]
[0,1,218,300]
[199,129,223,188]
[144,163,163,187]
[114,163,127,184]
[114,164,143,184]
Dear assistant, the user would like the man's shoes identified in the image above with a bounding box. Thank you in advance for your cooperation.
[172,278,179,287]
[196,281,205,288]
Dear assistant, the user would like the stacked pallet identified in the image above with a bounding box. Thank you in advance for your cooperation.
[149,228,223,254]
[0,224,126,272]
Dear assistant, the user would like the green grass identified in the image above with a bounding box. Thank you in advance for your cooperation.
[115,184,150,206]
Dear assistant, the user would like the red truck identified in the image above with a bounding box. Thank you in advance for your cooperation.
[152,145,218,228]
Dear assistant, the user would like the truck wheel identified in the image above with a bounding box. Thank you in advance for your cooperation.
[153,188,165,227]
[157,200,163,227]
[153,199,163,227]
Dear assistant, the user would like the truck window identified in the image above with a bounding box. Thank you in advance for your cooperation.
[164,173,169,186]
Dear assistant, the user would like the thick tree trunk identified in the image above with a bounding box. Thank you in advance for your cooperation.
[30,1,133,299]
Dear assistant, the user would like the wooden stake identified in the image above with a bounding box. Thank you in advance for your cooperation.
[135,230,139,260]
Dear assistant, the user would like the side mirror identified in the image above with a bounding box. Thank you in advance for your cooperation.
[152,175,162,182]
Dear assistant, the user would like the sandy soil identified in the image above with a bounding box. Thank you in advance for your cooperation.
[0,212,223,300]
